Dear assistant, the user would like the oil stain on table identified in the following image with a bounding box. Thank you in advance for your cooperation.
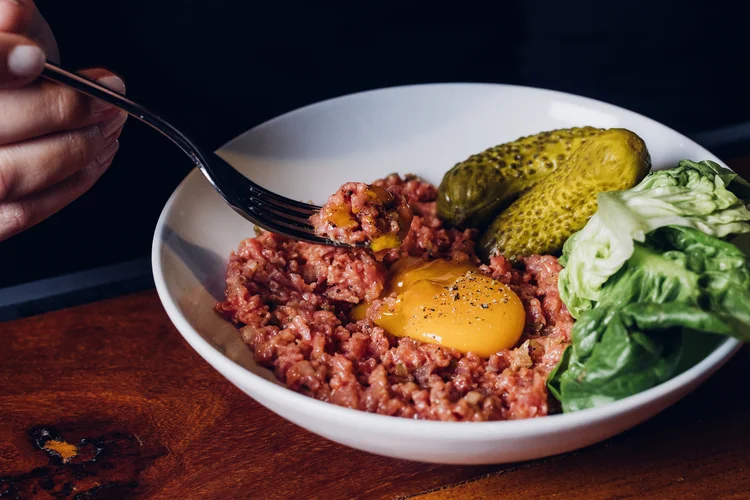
[2,424,166,498]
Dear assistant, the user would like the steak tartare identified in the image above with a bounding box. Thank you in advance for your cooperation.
[216,174,573,421]
[310,181,413,251]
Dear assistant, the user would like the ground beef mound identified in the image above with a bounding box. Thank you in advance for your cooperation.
[310,181,413,250]
[217,174,573,421]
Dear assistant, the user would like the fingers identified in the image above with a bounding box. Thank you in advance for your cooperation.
[0,111,126,201]
[3,0,60,63]
[0,68,126,145]
[0,1,120,240]
[0,62,128,238]
[0,149,116,242]
[0,0,46,86]
[0,0,34,35]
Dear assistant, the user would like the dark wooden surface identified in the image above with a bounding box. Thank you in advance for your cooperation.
[2,156,750,500]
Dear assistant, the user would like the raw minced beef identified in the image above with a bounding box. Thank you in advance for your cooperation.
[310,181,413,250]
[216,174,573,421]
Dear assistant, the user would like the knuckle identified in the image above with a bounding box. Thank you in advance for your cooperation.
[0,199,31,236]
[65,130,96,167]
[0,149,16,200]
[50,87,88,127]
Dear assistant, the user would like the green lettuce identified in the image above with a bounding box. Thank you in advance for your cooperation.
[549,226,750,412]
[559,160,750,318]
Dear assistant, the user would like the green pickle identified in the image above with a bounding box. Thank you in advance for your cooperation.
[479,128,652,261]
[437,126,603,228]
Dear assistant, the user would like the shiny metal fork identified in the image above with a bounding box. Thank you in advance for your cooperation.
[41,62,361,248]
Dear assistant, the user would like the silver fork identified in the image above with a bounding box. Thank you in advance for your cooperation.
[41,62,362,248]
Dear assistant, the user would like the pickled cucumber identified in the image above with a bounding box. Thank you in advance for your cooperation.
[437,126,603,228]
[479,128,651,261]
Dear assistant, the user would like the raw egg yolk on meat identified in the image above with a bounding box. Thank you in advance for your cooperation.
[354,259,526,357]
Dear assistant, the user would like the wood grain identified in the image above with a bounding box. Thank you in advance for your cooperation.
[0,291,506,499]
[3,292,750,500]
[1,155,749,499]
[412,348,750,499]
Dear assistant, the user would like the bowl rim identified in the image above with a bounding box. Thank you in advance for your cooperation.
[151,81,743,439]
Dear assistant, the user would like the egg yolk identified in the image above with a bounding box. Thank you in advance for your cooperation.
[353,258,526,357]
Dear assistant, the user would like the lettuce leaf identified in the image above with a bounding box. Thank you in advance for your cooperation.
[559,160,750,318]
[549,226,750,412]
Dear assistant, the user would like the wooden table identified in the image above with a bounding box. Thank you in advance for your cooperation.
[3,157,750,500]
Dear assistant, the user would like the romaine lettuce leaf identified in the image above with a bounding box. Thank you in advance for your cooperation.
[549,225,750,412]
[559,160,750,318]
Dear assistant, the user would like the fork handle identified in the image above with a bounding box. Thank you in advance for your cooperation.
[41,61,207,167]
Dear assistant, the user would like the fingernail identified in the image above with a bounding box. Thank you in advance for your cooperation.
[97,140,120,165]
[99,112,127,138]
[7,45,45,77]
[92,75,126,114]
[97,75,126,94]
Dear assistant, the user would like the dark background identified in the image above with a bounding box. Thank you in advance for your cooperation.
[3,1,750,288]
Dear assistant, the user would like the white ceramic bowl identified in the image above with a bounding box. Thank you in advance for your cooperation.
[152,83,742,465]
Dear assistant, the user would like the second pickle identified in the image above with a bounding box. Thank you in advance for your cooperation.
[479,128,652,262]
[437,126,603,228]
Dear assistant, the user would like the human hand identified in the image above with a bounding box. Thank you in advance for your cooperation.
[0,0,127,241]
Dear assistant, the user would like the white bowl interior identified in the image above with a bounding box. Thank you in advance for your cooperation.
[152,83,740,462]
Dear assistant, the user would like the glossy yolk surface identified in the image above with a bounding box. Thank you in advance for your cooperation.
[370,234,402,252]
[322,205,358,229]
[353,258,526,357]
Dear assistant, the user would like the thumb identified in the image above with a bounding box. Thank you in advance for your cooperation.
[0,0,34,35]
[0,32,44,88]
